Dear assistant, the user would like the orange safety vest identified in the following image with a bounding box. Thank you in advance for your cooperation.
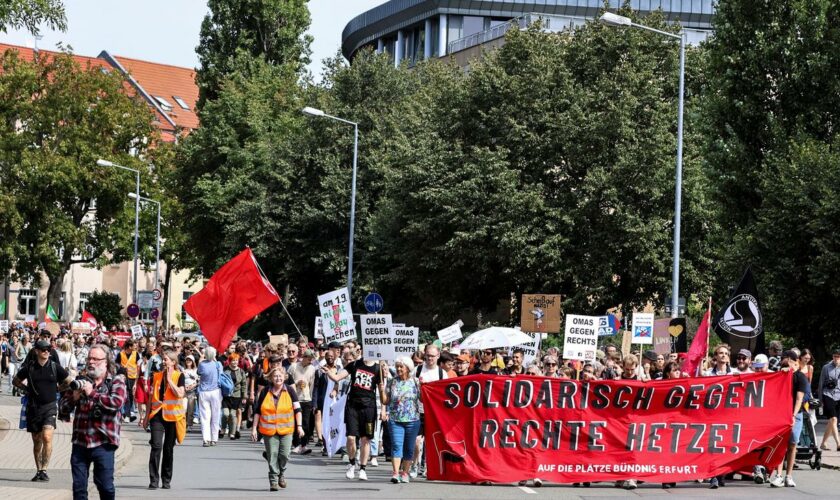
[258,388,294,437]
[262,357,270,373]
[120,351,138,379]
[149,371,186,422]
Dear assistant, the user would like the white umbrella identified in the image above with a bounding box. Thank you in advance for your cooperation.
[458,327,534,350]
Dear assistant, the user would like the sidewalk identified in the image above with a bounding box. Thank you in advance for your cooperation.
[0,392,133,499]
[814,420,840,470]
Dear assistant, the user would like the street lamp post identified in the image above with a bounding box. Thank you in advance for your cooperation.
[97,159,141,312]
[302,106,360,297]
[600,12,686,319]
[129,193,161,335]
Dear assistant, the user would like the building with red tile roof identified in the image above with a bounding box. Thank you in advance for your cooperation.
[0,43,199,142]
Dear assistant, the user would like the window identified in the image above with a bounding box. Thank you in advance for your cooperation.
[18,289,37,317]
[172,96,190,110]
[182,291,194,322]
[153,96,173,111]
[462,16,485,38]
[79,292,91,315]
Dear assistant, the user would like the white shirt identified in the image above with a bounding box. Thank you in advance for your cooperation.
[418,364,448,384]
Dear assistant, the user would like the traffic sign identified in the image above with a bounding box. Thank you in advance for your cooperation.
[364,292,384,314]
[152,288,163,301]
[150,308,160,320]
[127,303,140,318]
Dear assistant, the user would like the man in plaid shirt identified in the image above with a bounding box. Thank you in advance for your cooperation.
[59,344,127,500]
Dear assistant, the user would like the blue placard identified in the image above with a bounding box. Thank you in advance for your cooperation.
[364,293,384,314]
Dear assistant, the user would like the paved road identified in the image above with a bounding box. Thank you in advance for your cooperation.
[111,423,839,500]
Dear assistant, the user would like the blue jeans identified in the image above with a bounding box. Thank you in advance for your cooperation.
[790,412,804,445]
[388,419,421,460]
[71,443,117,500]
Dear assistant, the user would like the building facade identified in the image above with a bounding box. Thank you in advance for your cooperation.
[342,0,714,68]
[0,43,204,330]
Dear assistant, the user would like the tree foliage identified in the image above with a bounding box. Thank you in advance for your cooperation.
[0,49,157,310]
[84,290,122,329]
[0,0,66,34]
[195,0,312,108]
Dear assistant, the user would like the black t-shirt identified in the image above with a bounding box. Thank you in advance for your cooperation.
[792,370,809,412]
[18,359,69,406]
[470,366,500,375]
[344,359,380,407]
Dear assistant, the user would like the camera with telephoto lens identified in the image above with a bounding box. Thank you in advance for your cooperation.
[827,378,838,390]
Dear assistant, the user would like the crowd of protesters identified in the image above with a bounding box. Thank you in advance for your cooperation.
[0,321,836,494]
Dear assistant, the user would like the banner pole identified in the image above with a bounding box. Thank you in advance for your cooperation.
[705,297,712,373]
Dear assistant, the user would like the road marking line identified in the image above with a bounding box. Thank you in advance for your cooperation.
[519,486,537,494]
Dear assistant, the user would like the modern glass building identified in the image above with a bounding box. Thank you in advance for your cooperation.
[342,0,714,67]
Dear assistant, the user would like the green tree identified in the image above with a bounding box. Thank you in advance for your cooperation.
[0,0,65,34]
[84,290,122,329]
[702,0,840,352]
[195,0,312,108]
[0,49,157,313]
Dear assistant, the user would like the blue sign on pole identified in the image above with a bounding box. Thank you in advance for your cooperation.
[364,293,384,314]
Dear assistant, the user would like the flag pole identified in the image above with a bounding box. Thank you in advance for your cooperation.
[702,297,712,376]
[250,250,304,338]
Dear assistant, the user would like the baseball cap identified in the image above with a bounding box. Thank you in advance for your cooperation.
[327,341,342,349]
[35,339,51,350]
[738,348,752,359]
[456,353,471,363]
[643,350,658,362]
[752,354,768,368]
[302,349,315,358]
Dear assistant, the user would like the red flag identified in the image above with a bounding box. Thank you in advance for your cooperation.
[684,301,711,376]
[81,310,98,329]
[184,248,280,351]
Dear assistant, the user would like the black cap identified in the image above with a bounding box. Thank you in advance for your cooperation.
[643,350,658,362]
[327,341,342,349]
[35,339,51,350]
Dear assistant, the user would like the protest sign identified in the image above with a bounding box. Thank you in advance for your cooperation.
[130,324,143,338]
[321,379,349,457]
[422,372,790,484]
[437,321,463,344]
[318,287,356,344]
[621,329,632,357]
[514,331,542,366]
[313,317,325,340]
[597,315,619,336]
[71,322,91,334]
[360,314,395,361]
[0,320,9,333]
[632,312,655,345]
[653,318,672,355]
[268,333,289,346]
[392,324,419,357]
[520,294,562,333]
[562,315,598,362]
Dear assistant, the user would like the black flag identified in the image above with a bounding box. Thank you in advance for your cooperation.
[713,266,764,354]
[668,317,688,353]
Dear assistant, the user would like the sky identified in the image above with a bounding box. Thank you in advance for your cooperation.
[0,0,388,77]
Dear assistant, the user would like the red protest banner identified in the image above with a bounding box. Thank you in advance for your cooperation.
[421,372,792,483]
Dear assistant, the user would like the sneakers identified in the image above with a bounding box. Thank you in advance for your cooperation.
[31,470,48,482]
[624,479,637,490]
[358,469,368,481]
[300,446,312,455]
[533,478,543,487]
[292,445,301,454]
[400,471,410,483]
[784,475,796,487]
[518,480,527,486]
[753,465,766,484]
[203,441,210,447]
[769,472,784,487]
[409,464,418,478]
[270,484,279,491]
[370,457,379,467]
[391,473,400,484]
[345,463,356,479]
[341,453,349,463]
[710,477,719,489]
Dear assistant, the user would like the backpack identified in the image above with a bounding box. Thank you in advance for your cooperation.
[415,364,443,381]
[217,362,234,397]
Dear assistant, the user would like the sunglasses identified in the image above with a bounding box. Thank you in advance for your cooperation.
[737,356,748,360]
[481,351,493,356]
[545,362,557,366]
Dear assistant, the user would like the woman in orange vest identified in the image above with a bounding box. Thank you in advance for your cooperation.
[251,367,303,491]
[141,350,185,490]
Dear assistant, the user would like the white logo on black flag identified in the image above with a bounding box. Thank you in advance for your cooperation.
[713,266,764,353]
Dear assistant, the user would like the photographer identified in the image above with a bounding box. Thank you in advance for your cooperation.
[818,348,840,451]
[59,344,126,500]
[13,338,74,482]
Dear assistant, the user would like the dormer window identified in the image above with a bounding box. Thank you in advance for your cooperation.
[172,96,190,110]
[153,95,173,111]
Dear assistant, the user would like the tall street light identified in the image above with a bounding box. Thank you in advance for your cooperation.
[600,12,686,319]
[302,106,360,297]
[97,159,141,311]
[129,193,161,334]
